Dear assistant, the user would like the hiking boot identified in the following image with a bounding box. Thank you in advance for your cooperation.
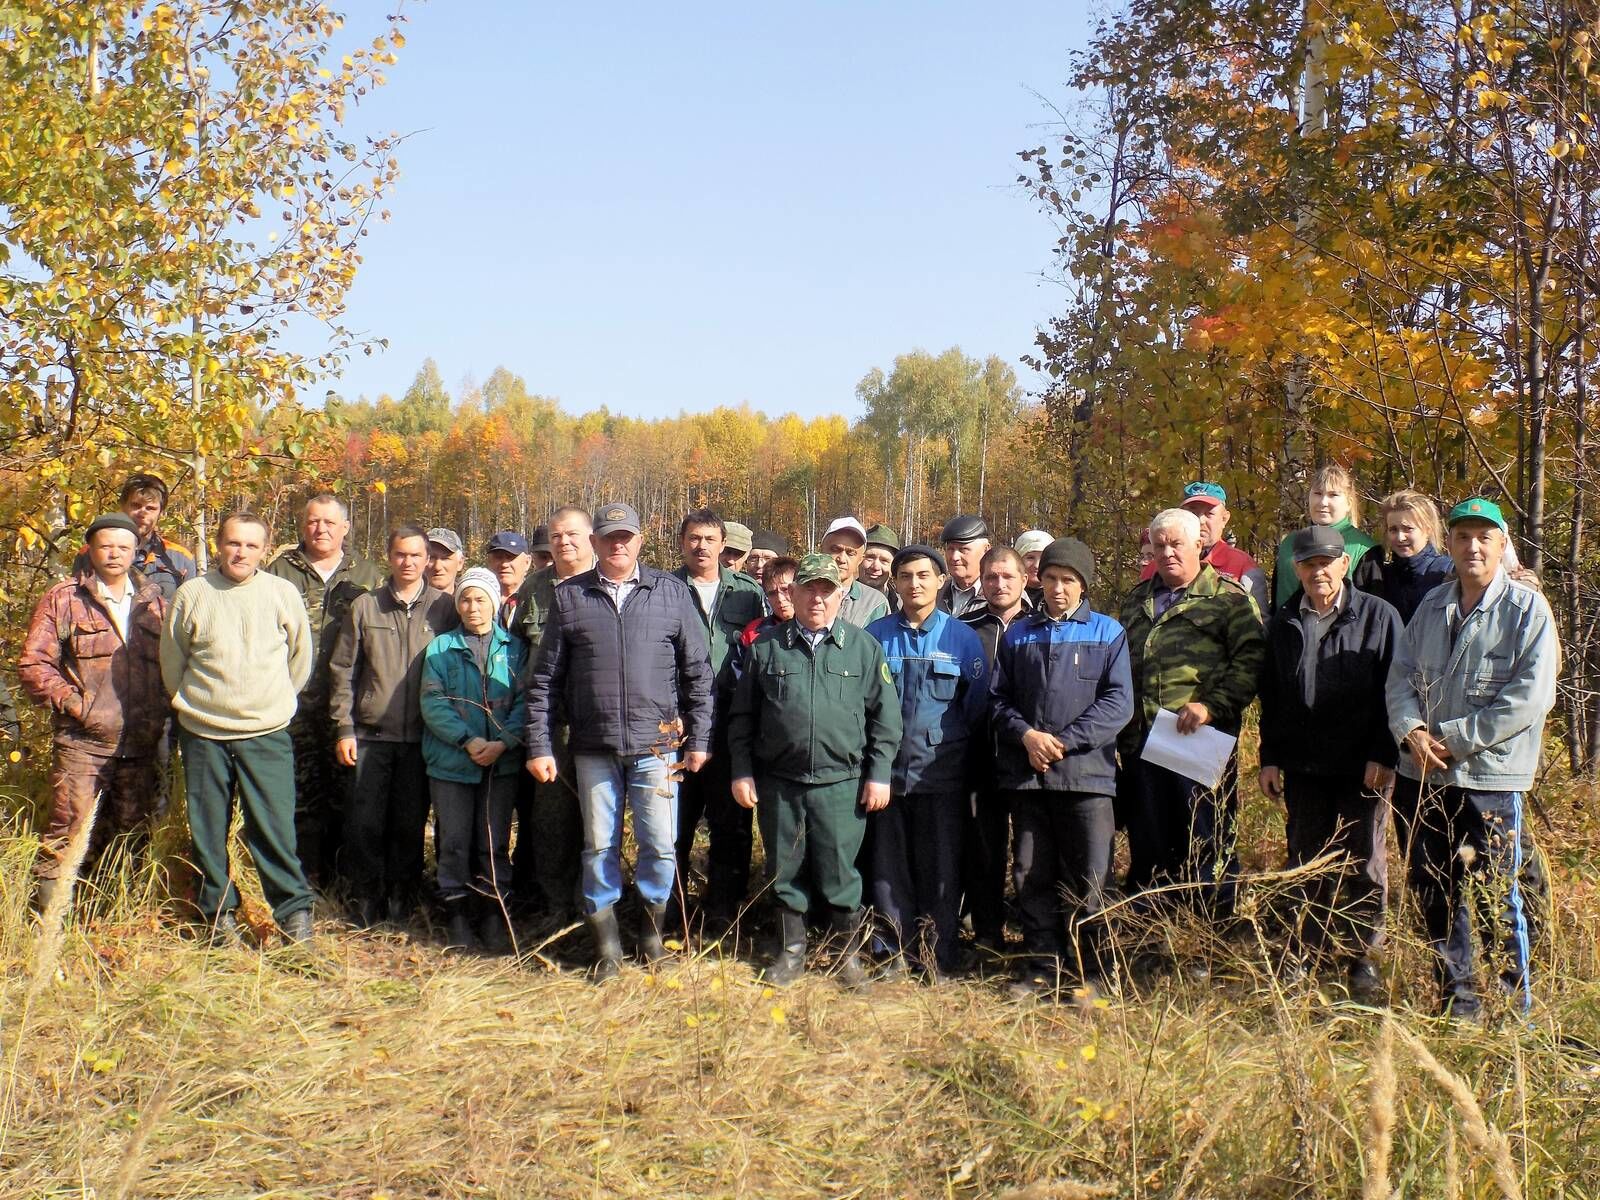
[638,902,670,966]
[763,907,808,987]
[443,899,478,952]
[588,906,624,983]
[209,909,246,949]
[281,908,315,944]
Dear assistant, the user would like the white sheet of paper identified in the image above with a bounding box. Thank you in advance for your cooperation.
[1140,707,1237,790]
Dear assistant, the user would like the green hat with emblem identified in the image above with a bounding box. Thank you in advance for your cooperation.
[1445,496,1508,534]
[794,551,842,588]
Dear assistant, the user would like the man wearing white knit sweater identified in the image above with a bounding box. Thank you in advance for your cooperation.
[162,511,316,945]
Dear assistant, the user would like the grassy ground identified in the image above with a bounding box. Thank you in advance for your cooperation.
[3,764,1600,1198]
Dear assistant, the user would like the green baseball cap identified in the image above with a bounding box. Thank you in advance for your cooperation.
[794,551,842,588]
[1446,496,1508,533]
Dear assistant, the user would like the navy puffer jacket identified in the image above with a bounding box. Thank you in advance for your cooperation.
[525,565,714,758]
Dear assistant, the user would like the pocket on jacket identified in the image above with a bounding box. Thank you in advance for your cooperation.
[760,664,792,703]
[70,621,119,662]
[928,658,961,701]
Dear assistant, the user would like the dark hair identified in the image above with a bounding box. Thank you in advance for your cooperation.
[388,523,429,551]
[980,546,1024,574]
[119,473,169,509]
[217,510,270,541]
[548,504,592,528]
[763,556,799,586]
[678,508,726,538]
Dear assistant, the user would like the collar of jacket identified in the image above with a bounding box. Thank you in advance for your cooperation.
[1422,564,1509,620]
[893,606,948,635]
[383,579,438,610]
[578,563,660,594]
[446,621,511,656]
[672,563,750,592]
[72,566,160,609]
[280,545,352,577]
[1026,598,1091,627]
[781,618,845,649]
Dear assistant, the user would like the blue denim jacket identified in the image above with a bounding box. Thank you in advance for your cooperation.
[866,608,989,794]
[1385,569,1557,791]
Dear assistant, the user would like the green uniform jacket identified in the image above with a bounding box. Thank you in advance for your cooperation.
[672,565,766,722]
[728,619,903,787]
[1271,515,1377,610]
[1118,563,1266,758]
[265,546,384,708]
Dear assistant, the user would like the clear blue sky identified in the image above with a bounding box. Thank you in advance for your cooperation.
[311,1,1090,419]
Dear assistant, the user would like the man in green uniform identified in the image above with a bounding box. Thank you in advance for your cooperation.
[264,492,383,887]
[729,553,903,987]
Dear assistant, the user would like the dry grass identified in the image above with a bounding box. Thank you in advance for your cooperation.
[1,769,1599,1198]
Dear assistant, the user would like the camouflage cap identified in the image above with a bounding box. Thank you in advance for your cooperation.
[794,551,842,588]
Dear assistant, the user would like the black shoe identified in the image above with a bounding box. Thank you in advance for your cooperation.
[349,894,382,930]
[281,908,315,944]
[1441,992,1483,1026]
[638,902,670,966]
[763,907,808,987]
[443,900,478,952]
[1347,958,1384,1003]
[478,901,513,956]
[588,907,624,983]
[826,909,868,991]
[209,909,246,949]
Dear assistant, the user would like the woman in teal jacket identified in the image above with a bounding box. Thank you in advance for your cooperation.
[420,568,527,951]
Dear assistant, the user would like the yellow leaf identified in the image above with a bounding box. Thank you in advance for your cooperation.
[373,480,386,494]
[769,1005,787,1025]
[1080,1044,1097,1062]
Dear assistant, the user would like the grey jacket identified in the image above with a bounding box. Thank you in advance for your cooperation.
[1385,569,1557,791]
[328,581,458,742]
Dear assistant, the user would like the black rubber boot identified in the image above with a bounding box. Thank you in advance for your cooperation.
[763,907,808,986]
[638,902,670,966]
[589,906,624,983]
[443,899,478,952]
[827,908,868,991]
[478,897,513,956]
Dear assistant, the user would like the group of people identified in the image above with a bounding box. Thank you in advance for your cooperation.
[14,463,1556,1021]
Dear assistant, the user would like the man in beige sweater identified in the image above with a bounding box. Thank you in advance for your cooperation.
[162,511,315,945]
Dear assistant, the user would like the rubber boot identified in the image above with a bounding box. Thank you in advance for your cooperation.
[443,898,478,952]
[588,906,624,983]
[827,908,868,991]
[763,907,808,986]
[638,902,670,966]
[478,896,513,956]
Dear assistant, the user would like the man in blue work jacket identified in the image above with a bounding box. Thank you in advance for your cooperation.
[991,537,1133,1001]
[867,545,989,980]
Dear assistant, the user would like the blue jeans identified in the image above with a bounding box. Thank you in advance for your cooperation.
[574,752,678,914]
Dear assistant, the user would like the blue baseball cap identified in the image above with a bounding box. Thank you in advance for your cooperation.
[1182,481,1227,508]
[485,530,529,556]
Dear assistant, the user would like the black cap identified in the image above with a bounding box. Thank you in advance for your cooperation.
[751,529,787,554]
[939,514,990,544]
[529,524,551,553]
[865,523,901,552]
[86,513,140,541]
[1038,537,1095,592]
[890,544,946,577]
[1290,525,1347,563]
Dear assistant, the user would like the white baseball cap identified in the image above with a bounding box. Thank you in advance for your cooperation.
[822,517,867,543]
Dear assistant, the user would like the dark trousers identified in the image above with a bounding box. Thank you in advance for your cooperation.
[961,787,1011,945]
[342,739,430,905]
[1010,790,1114,982]
[870,790,964,972]
[756,775,866,915]
[1124,757,1240,916]
[675,746,755,918]
[1392,774,1533,1012]
[511,725,582,916]
[1282,772,1387,961]
[40,744,159,880]
[288,707,350,888]
[181,727,313,923]
[433,774,518,903]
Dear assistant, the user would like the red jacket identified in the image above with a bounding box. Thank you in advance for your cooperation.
[19,569,169,757]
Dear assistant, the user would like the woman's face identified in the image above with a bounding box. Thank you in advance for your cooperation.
[1308,484,1350,526]
[1385,512,1427,558]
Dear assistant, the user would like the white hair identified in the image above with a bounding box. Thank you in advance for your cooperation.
[1149,508,1201,543]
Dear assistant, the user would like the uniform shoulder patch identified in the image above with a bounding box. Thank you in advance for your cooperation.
[968,655,984,679]
[880,661,893,685]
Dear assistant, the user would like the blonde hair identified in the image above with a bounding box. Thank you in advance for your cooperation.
[1378,489,1442,551]
[1308,463,1361,525]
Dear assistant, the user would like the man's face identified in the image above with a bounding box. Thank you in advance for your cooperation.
[720,547,748,572]
[1293,553,1348,609]
[425,543,463,591]
[944,539,989,588]
[487,548,530,594]
[1183,500,1230,549]
[532,550,555,572]
[795,578,842,630]
[981,556,1025,612]
[860,545,894,587]
[88,529,138,583]
[1386,512,1426,558]
[821,532,865,587]
[217,520,268,582]
[745,547,777,582]
[549,513,593,575]
[1151,525,1203,588]
[1039,565,1085,619]
[456,588,495,634]
[764,570,796,621]
[1448,521,1505,589]
[1308,484,1351,526]
[892,557,945,613]
[121,490,163,540]
[302,500,349,558]
[680,522,724,578]
[592,529,643,579]
[389,536,427,589]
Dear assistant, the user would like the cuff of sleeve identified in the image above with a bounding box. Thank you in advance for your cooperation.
[336,724,356,741]
[1438,719,1473,761]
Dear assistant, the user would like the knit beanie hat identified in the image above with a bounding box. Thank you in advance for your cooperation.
[1037,537,1095,592]
[456,566,502,606]
[86,513,140,541]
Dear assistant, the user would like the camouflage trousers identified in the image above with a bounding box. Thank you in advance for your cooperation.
[39,744,159,880]
[288,709,351,890]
